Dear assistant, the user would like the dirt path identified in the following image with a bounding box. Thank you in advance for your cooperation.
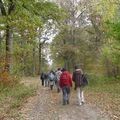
[19,78,110,120]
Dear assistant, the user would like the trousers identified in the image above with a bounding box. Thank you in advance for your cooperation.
[77,87,84,105]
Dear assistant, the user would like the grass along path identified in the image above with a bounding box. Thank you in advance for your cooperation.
[0,77,39,120]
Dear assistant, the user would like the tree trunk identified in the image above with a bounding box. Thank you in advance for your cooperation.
[104,58,112,77]
[39,41,42,74]
[5,25,13,73]
[64,58,67,69]
[32,47,36,75]
[0,32,2,50]
[0,0,15,74]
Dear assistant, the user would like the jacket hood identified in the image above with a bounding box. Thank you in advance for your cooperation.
[75,69,83,74]
[75,69,81,71]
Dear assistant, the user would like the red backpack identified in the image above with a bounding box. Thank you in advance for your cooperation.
[60,72,69,85]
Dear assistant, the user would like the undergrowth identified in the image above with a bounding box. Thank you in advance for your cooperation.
[85,74,120,119]
[86,74,120,95]
[0,83,37,108]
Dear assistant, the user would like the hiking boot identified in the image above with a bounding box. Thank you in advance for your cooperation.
[63,100,66,105]
[82,101,85,105]
[67,100,69,104]
[63,102,66,105]
[63,103,66,105]
[57,88,60,93]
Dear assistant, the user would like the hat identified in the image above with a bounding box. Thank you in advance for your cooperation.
[57,68,61,71]
[74,65,79,69]
[61,68,66,72]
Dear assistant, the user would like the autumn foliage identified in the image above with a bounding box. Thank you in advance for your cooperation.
[0,60,19,86]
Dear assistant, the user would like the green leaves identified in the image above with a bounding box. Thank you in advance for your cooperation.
[102,40,120,65]
[107,21,120,41]
[0,0,64,75]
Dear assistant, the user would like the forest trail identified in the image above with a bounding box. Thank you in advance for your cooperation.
[19,77,110,120]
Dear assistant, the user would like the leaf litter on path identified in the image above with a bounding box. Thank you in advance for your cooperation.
[19,79,110,120]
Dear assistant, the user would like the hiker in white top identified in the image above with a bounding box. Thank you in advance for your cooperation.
[55,68,62,93]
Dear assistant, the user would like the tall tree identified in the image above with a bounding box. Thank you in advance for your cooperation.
[0,0,63,75]
[0,0,15,73]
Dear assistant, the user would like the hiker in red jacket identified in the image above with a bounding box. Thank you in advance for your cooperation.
[59,68,72,105]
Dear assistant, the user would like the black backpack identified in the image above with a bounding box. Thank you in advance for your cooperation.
[81,74,88,87]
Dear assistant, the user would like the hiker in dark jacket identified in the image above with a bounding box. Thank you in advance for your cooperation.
[72,65,84,106]
[44,73,49,87]
[40,72,45,86]
[59,68,72,105]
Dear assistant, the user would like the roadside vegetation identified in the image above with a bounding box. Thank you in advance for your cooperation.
[85,75,120,119]
[0,77,37,119]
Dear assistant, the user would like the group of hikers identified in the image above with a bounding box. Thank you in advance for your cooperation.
[40,68,62,91]
[40,65,88,106]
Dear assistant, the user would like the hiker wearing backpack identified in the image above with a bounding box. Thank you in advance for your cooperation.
[59,68,72,105]
[72,65,85,106]
[48,70,56,90]
[40,72,45,86]
[55,68,62,93]
[44,73,49,87]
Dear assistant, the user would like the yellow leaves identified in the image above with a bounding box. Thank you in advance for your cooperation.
[0,70,19,86]
[97,0,118,21]
[0,59,18,86]
[0,66,13,85]
[0,70,10,82]
[89,0,118,22]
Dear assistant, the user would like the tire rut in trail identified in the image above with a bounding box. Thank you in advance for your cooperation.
[20,85,110,120]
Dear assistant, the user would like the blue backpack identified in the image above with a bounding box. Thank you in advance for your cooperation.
[49,73,55,81]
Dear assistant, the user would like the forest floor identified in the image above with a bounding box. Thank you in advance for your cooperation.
[17,77,113,120]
